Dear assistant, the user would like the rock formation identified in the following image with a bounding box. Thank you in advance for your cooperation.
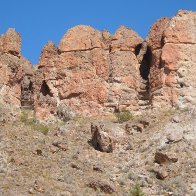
[91,122,129,152]
[34,25,143,121]
[147,10,196,109]
[0,10,195,121]
[0,29,33,107]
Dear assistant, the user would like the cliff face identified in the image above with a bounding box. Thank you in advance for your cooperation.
[0,29,34,112]
[0,10,195,121]
[34,25,143,121]
[147,10,196,109]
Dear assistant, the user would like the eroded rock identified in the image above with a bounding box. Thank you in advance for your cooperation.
[155,152,178,164]
[1,10,196,123]
[148,10,196,109]
[87,178,115,194]
[91,122,128,152]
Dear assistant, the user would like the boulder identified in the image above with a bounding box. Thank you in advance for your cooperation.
[57,103,75,122]
[91,122,128,152]
[155,152,178,164]
[87,178,115,194]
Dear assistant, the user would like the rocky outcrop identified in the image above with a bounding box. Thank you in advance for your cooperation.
[147,10,196,109]
[1,10,196,121]
[0,28,21,55]
[0,29,34,117]
[108,26,142,111]
[34,25,142,121]
[34,41,58,120]
[0,29,23,108]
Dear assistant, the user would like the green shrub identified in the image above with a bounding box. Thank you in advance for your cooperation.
[115,110,133,123]
[20,111,29,123]
[20,111,49,135]
[130,183,144,196]
[31,123,49,135]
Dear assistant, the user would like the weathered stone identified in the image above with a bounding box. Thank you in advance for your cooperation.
[87,178,115,194]
[155,152,178,164]
[34,24,142,120]
[111,25,143,52]
[58,25,108,52]
[148,10,196,108]
[166,129,183,143]
[0,29,34,113]
[57,103,75,122]
[34,41,58,121]
[20,58,34,107]
[0,53,23,108]
[0,28,21,55]
[91,122,128,152]
[156,169,168,180]
[1,10,196,122]
[164,10,196,44]
[147,18,170,50]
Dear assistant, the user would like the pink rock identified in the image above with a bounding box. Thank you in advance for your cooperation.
[58,25,108,52]
[34,25,142,120]
[164,10,196,44]
[0,28,21,55]
[147,18,170,50]
[111,25,143,52]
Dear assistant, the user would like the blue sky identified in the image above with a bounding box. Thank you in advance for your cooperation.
[0,0,195,64]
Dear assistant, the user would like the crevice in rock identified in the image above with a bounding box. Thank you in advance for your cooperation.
[65,92,82,99]
[135,42,152,109]
[180,83,184,88]
[161,36,165,48]
[40,80,53,97]
[140,46,152,80]
[21,76,34,108]
[135,42,152,80]
[107,55,114,103]
[7,50,19,56]
[135,43,143,56]
[164,42,196,45]
[58,46,101,54]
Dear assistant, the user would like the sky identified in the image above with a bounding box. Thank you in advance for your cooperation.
[0,0,195,64]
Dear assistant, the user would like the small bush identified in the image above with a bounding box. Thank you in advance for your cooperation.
[20,111,29,123]
[20,111,49,135]
[115,110,133,123]
[130,183,144,196]
[73,115,88,125]
[31,123,49,135]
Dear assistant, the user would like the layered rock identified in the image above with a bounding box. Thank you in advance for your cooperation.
[1,10,195,122]
[162,10,196,108]
[108,26,142,111]
[34,25,142,121]
[146,17,171,107]
[146,10,196,109]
